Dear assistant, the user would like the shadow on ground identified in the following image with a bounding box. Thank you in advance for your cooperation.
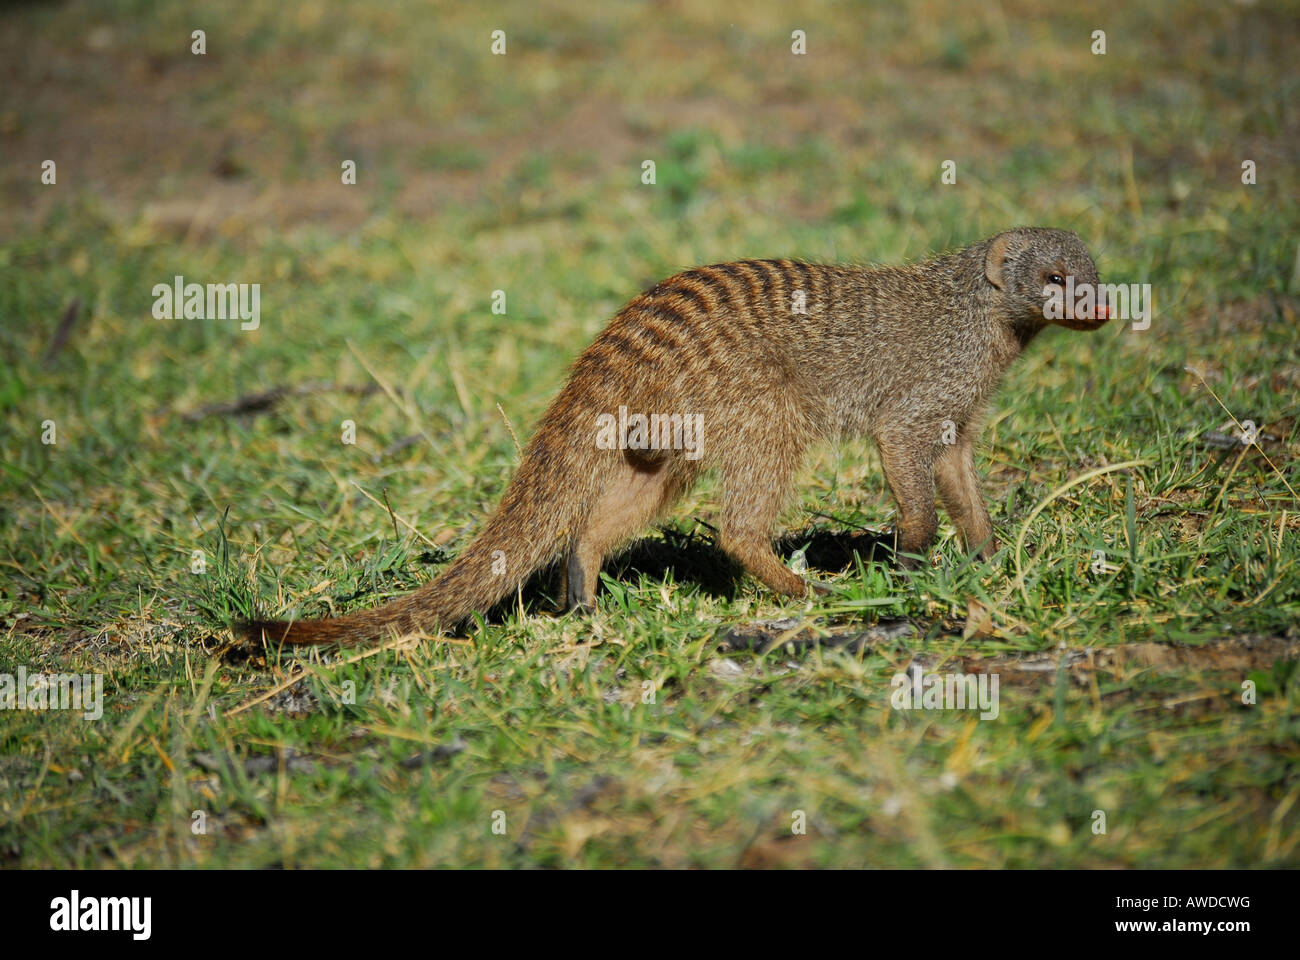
[504,524,898,617]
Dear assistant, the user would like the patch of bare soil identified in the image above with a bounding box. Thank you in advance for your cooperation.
[954,632,1299,686]
[718,616,1299,690]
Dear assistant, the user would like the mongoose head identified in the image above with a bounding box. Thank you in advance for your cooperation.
[984,227,1110,331]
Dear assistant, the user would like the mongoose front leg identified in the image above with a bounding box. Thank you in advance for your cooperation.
[935,431,997,559]
[876,436,939,569]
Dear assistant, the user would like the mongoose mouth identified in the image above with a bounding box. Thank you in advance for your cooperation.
[1057,303,1111,330]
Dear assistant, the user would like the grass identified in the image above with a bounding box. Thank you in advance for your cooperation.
[1,0,1298,868]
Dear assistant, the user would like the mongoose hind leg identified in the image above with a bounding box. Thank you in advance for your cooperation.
[935,431,997,559]
[716,445,810,599]
[562,453,693,612]
[876,434,939,569]
[719,531,808,598]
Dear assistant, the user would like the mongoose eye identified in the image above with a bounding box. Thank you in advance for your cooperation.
[1047,273,1065,286]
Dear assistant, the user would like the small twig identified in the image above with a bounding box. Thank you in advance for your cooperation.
[349,481,438,549]
[380,487,400,541]
[177,381,379,422]
[42,297,81,366]
[496,402,524,461]
[345,340,438,452]
[226,634,430,717]
[1184,365,1299,504]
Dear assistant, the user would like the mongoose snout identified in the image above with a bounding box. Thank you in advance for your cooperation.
[241,226,1112,647]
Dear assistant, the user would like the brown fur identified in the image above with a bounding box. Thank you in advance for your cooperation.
[239,227,1109,647]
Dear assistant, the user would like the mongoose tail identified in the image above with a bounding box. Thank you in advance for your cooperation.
[238,404,607,647]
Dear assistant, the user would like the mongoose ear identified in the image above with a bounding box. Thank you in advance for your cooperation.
[985,231,1019,290]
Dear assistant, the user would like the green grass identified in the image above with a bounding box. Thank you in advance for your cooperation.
[1,0,1298,868]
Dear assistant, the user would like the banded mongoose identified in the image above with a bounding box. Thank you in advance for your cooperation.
[240,227,1110,646]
